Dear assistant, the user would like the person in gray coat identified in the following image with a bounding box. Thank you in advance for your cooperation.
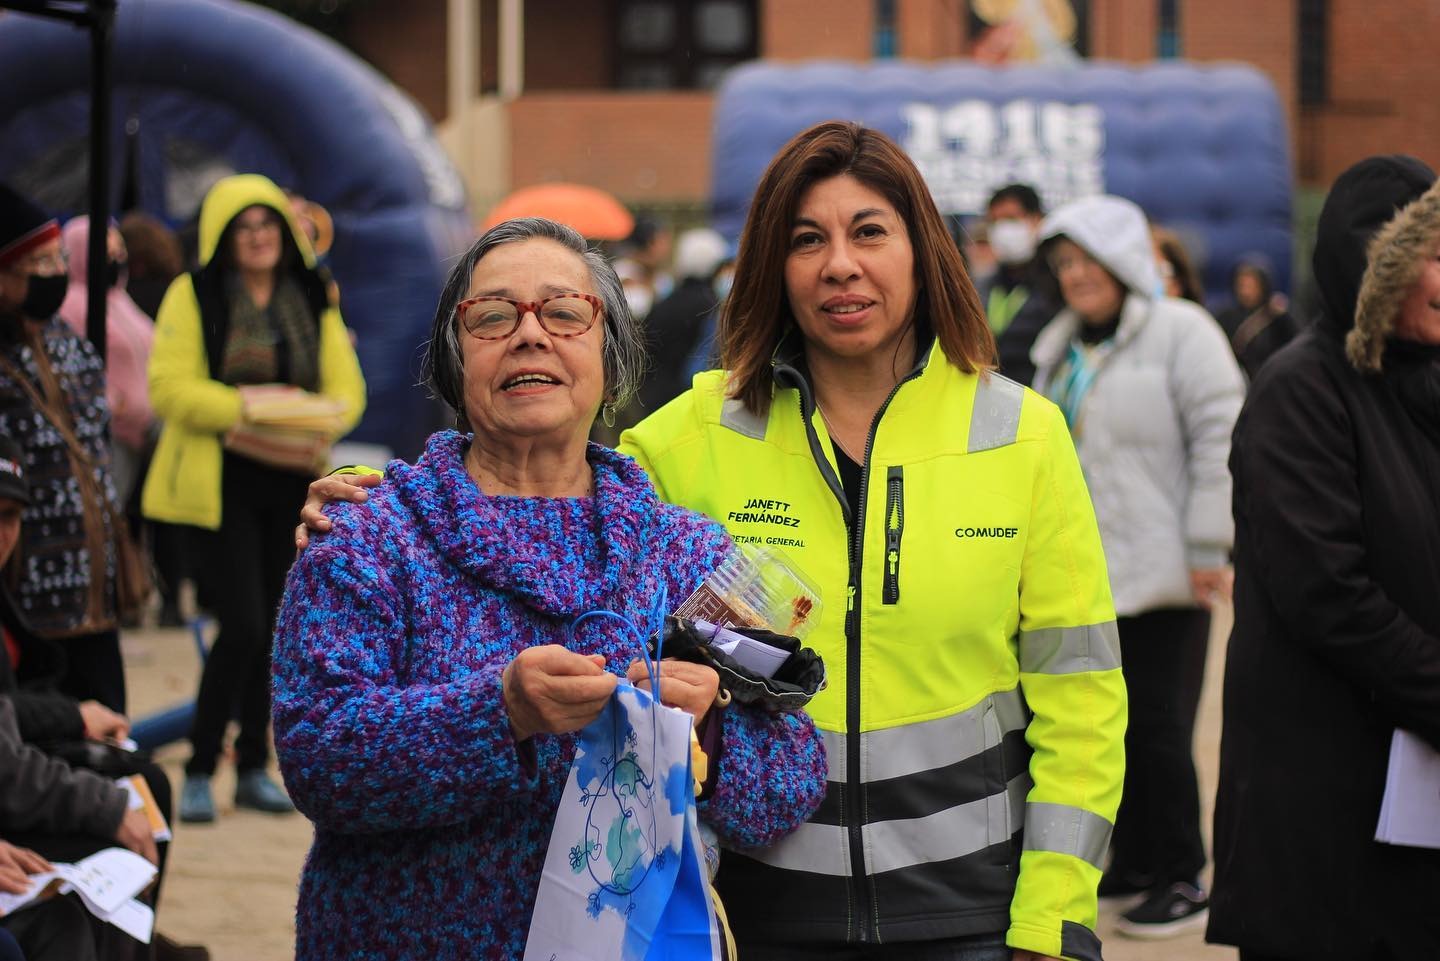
[1031,194,1245,939]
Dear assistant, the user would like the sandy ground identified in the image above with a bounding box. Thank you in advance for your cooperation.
[123,608,1240,961]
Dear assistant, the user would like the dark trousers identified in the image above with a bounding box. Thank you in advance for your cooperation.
[0,926,24,961]
[186,454,310,777]
[1108,606,1210,888]
[1,894,114,961]
[57,629,126,715]
[741,934,1009,961]
[5,758,171,961]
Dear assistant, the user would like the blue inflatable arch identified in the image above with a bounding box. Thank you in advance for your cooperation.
[0,0,472,458]
[711,61,1292,304]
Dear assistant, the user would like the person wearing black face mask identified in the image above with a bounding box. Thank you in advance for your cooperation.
[0,182,128,715]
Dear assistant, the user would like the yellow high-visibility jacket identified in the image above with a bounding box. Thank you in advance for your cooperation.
[141,174,366,529]
[619,340,1126,961]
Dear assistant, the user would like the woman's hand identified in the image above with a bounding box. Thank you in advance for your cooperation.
[0,841,50,895]
[79,700,130,742]
[295,472,382,549]
[627,659,720,724]
[1189,566,1234,608]
[113,808,158,866]
[503,646,619,742]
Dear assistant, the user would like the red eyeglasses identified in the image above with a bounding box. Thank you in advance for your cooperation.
[455,293,603,340]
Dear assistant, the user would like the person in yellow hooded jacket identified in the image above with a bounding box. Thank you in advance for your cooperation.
[300,122,1125,961]
[143,173,365,823]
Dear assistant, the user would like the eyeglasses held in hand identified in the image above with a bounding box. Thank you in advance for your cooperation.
[456,293,603,340]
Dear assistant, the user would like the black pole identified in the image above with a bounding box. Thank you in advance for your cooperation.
[84,0,115,362]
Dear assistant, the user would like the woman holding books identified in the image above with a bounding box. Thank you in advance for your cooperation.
[143,173,365,824]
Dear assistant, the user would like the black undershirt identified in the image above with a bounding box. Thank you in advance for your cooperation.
[832,443,863,526]
[1078,310,1122,345]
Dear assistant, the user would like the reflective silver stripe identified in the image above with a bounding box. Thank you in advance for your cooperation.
[747,820,852,876]
[1023,802,1113,870]
[820,727,846,782]
[867,772,1031,875]
[750,773,1032,877]
[968,373,1024,453]
[1019,621,1122,675]
[719,397,767,440]
[860,688,1029,783]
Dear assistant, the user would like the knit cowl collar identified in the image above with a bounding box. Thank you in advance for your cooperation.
[391,430,661,618]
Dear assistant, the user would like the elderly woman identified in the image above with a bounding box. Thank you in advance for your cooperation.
[304,126,1124,961]
[1031,196,1245,938]
[274,217,826,960]
[1210,156,1440,961]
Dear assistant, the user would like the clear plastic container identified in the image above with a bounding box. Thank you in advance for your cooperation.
[674,544,822,640]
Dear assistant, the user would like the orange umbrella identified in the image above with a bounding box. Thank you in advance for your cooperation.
[482,183,635,240]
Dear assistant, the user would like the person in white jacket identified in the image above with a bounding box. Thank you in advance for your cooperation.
[1030,194,1245,940]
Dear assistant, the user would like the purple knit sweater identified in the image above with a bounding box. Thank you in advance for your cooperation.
[273,431,827,960]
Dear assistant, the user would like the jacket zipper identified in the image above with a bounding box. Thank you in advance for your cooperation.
[786,363,921,944]
[882,466,904,605]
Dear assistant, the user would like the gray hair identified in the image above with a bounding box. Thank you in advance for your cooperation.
[421,217,645,428]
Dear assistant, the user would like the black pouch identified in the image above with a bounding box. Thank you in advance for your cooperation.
[648,615,826,713]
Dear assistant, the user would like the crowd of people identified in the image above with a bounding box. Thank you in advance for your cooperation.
[0,120,1436,961]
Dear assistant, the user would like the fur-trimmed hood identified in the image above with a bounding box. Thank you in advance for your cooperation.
[1307,155,1433,370]
[1349,175,1440,371]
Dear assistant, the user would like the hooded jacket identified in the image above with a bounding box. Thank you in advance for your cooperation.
[1209,156,1440,960]
[1031,196,1245,616]
[58,216,156,450]
[141,175,365,530]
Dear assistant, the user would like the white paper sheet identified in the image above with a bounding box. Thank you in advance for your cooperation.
[1375,728,1440,849]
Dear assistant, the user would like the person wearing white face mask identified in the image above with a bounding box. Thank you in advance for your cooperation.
[977,183,1059,386]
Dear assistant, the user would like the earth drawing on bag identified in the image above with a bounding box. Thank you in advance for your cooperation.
[568,684,691,925]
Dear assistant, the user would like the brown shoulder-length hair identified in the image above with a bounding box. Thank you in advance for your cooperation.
[722,120,994,415]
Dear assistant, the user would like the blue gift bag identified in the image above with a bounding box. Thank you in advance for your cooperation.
[523,610,721,961]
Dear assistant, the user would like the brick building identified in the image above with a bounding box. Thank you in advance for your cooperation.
[336,1,1439,215]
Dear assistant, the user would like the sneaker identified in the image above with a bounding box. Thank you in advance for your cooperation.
[1115,882,1209,939]
[1097,867,1154,903]
[178,774,216,824]
[234,770,296,814]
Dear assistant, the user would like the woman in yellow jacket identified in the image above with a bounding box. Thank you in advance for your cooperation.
[143,174,365,823]
[614,123,1125,961]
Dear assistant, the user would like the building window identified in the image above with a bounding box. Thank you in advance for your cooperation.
[1298,0,1328,106]
[875,0,897,58]
[615,0,758,90]
[1157,0,1180,58]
